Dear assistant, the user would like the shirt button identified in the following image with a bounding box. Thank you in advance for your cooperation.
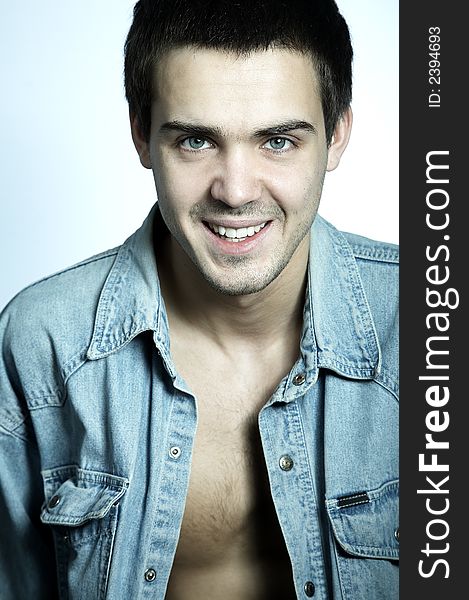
[394,527,399,542]
[304,581,315,597]
[144,568,156,582]
[48,495,61,509]
[169,446,181,459]
[293,373,306,386]
[279,455,294,471]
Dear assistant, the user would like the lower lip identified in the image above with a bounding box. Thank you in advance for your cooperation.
[203,222,273,255]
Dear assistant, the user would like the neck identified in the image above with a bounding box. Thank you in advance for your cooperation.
[157,236,309,350]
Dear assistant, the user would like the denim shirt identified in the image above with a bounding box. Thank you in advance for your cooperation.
[0,205,399,600]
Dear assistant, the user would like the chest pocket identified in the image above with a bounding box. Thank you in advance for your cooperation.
[40,466,129,600]
[326,479,399,600]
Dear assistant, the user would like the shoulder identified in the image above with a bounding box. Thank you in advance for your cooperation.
[342,230,399,265]
[342,230,399,312]
[342,229,399,298]
[2,247,119,333]
[0,248,119,406]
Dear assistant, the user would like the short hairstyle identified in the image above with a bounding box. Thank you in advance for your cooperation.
[124,0,352,144]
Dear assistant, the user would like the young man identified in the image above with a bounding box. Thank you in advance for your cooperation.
[0,1,399,599]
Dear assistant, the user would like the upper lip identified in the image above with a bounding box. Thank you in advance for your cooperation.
[203,219,270,228]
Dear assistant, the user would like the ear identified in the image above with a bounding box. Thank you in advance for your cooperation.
[130,112,152,169]
[326,107,353,172]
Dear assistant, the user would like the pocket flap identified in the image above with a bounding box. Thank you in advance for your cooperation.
[326,479,399,560]
[40,466,129,527]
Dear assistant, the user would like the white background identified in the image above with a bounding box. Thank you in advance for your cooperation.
[0,0,398,310]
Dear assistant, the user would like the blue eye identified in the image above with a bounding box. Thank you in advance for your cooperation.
[180,137,210,150]
[265,137,293,151]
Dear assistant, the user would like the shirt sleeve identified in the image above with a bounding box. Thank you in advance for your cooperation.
[0,311,58,600]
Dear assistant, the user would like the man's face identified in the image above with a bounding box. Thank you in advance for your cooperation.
[133,47,350,296]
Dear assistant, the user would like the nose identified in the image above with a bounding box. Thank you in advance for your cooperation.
[210,148,262,208]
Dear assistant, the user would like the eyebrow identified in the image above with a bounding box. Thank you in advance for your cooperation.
[158,119,317,139]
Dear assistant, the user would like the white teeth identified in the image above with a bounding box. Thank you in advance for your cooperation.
[208,222,266,240]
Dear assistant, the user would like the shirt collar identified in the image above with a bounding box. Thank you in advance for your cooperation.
[306,215,381,380]
[87,206,381,381]
[87,204,175,376]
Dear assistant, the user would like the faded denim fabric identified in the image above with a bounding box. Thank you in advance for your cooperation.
[0,205,399,599]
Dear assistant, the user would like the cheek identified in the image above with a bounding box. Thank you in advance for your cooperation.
[152,162,188,212]
[269,170,323,215]
[266,147,327,203]
[155,151,209,204]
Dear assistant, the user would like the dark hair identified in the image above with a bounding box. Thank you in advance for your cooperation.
[124,0,352,144]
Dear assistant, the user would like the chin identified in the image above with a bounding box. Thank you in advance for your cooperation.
[207,280,269,297]
[198,262,286,297]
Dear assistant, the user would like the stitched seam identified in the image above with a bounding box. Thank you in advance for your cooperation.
[62,347,89,385]
[91,245,131,354]
[43,468,129,487]
[318,355,376,377]
[344,543,399,553]
[353,249,399,264]
[0,421,30,442]
[19,250,119,292]
[373,373,399,403]
[336,231,381,369]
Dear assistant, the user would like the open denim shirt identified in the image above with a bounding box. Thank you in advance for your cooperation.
[0,205,399,599]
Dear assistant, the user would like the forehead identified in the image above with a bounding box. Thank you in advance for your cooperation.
[152,47,323,130]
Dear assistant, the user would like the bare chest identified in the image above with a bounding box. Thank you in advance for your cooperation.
[171,340,294,546]
[174,372,273,563]
[166,362,296,598]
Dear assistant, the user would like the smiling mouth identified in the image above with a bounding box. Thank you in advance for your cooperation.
[204,221,268,242]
